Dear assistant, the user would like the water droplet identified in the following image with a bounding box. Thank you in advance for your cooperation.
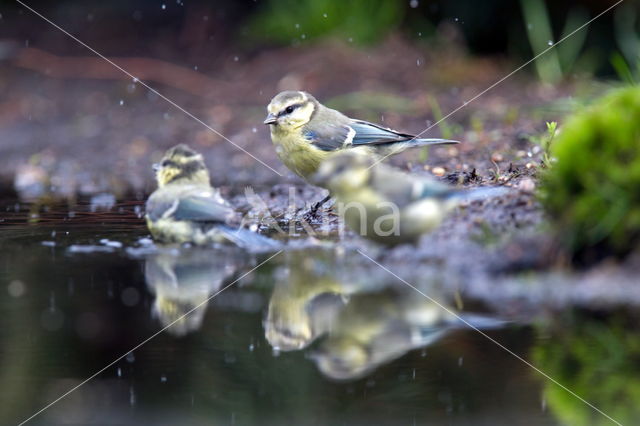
[119,99,124,106]
[416,59,421,66]
[160,375,167,382]
[161,4,166,10]
[129,386,136,406]
[547,40,553,46]
[295,23,300,29]
[233,56,239,62]
[251,127,257,133]
[132,77,139,83]
[7,280,26,298]
[126,352,135,363]
[323,13,328,18]
[348,37,353,43]
[117,367,122,377]
[194,65,198,70]
[410,0,419,8]
[301,34,306,40]
[454,17,459,22]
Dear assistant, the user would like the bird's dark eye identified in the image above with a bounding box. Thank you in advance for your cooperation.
[161,160,170,167]
[285,105,295,114]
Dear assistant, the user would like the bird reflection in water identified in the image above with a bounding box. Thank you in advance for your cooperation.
[264,251,504,380]
[144,248,245,336]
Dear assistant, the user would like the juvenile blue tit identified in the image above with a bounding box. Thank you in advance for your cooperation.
[264,90,457,182]
[146,144,280,250]
[311,151,505,245]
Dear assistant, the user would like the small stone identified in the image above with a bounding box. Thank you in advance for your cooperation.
[517,178,536,192]
[432,167,446,177]
[525,162,536,169]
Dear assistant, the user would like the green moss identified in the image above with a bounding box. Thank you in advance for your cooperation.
[244,0,403,46]
[540,86,640,259]
[532,314,640,426]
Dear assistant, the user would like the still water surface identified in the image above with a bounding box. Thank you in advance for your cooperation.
[1,199,631,425]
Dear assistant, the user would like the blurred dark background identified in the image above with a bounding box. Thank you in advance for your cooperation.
[0,0,632,75]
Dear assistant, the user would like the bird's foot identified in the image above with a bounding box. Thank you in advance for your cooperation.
[300,194,332,223]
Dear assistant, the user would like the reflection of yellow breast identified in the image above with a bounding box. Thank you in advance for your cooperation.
[271,128,330,180]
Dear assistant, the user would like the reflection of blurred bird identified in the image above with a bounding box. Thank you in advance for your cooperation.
[264,91,457,182]
[312,151,506,245]
[145,248,243,336]
[146,144,280,250]
[265,254,348,351]
[312,291,503,381]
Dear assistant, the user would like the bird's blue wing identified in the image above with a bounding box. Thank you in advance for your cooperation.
[348,120,416,145]
[303,120,413,152]
[303,125,351,152]
[147,194,234,223]
[303,119,456,152]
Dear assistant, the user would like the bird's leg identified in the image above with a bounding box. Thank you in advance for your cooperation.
[310,194,332,213]
[301,194,332,223]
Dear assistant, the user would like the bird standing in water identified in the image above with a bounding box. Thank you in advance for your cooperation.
[146,144,279,250]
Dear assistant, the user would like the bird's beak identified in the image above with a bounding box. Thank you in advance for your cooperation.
[263,113,277,125]
[152,163,160,172]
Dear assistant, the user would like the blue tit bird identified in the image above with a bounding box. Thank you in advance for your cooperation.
[311,151,506,245]
[264,90,458,182]
[145,144,280,250]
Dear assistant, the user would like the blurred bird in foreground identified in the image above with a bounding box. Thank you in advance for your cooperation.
[311,151,506,245]
[264,90,457,182]
[146,144,280,250]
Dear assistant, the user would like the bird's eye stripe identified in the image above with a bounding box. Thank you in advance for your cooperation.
[280,103,302,116]
[160,159,178,168]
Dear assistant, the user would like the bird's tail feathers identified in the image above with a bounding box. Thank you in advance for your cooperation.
[457,313,507,330]
[447,186,510,204]
[217,225,282,252]
[411,138,459,147]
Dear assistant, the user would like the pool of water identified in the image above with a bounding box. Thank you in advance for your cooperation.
[1,199,636,425]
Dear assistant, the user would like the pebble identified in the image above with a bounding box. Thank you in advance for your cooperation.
[517,178,536,192]
[432,167,446,177]
[491,153,504,162]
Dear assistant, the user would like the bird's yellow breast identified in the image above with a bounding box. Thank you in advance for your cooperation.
[270,127,330,180]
